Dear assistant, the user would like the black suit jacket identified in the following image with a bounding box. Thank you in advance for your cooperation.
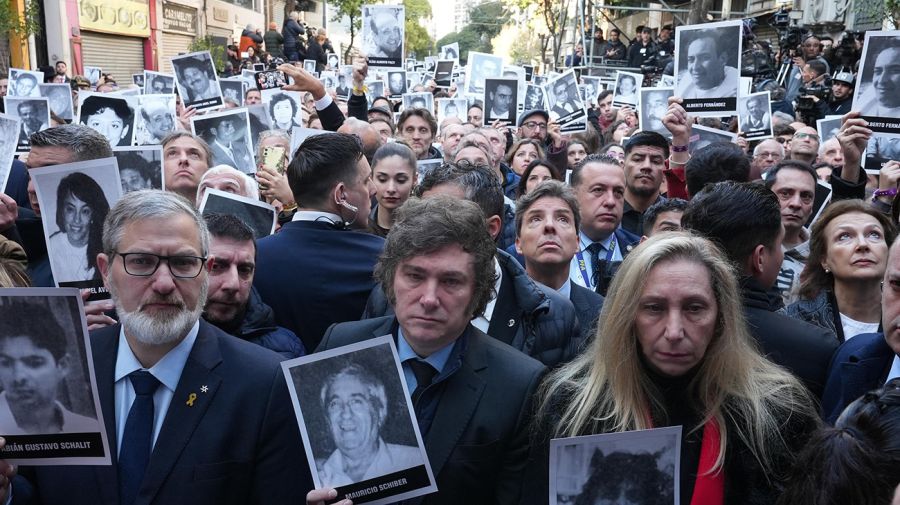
[14,321,311,505]
[742,278,838,400]
[821,332,895,424]
[317,316,546,505]
[253,219,384,351]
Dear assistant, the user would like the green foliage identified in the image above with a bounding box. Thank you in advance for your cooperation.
[0,0,42,37]
[468,1,508,40]
[403,0,434,58]
[854,0,900,28]
[189,36,227,72]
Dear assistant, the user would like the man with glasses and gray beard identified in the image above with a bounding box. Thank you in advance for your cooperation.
[0,190,310,505]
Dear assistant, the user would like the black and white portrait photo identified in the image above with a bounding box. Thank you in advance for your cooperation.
[220,78,245,107]
[464,52,503,97]
[852,30,900,137]
[365,80,385,106]
[424,57,436,73]
[172,51,224,110]
[402,92,433,112]
[39,83,74,121]
[524,84,547,111]
[261,89,304,132]
[674,19,742,115]
[282,337,436,504]
[550,427,680,505]
[247,104,272,159]
[77,93,136,147]
[545,70,585,122]
[483,78,517,123]
[327,53,340,71]
[0,113,19,191]
[199,189,276,239]
[436,98,466,124]
[29,158,122,293]
[4,96,50,152]
[320,70,338,92]
[336,66,353,100]
[191,108,255,175]
[639,87,674,139]
[502,65,527,113]
[132,73,144,88]
[84,66,102,88]
[387,70,408,98]
[580,76,603,106]
[612,70,642,108]
[133,94,177,146]
[405,58,416,72]
[304,60,318,73]
[0,288,111,465]
[690,123,737,153]
[738,91,773,140]
[439,42,459,64]
[362,5,405,68]
[865,133,900,174]
[143,71,175,94]
[113,146,163,193]
[434,60,454,88]
[817,115,843,143]
[8,68,43,98]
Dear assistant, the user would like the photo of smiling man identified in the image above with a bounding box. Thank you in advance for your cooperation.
[172,51,224,111]
[282,337,436,505]
[362,5,405,68]
[852,30,900,138]
[674,20,742,116]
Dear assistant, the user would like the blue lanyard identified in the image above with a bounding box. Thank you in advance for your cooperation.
[575,238,616,288]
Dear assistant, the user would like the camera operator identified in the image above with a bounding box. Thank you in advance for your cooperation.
[627,27,658,72]
[785,34,831,103]
[794,59,831,124]
[829,71,855,116]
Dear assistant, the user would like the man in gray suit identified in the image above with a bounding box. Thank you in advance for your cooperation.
[309,196,545,505]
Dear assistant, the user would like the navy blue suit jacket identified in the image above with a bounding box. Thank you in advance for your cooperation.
[821,332,895,424]
[14,320,311,505]
[253,219,384,351]
[569,283,603,350]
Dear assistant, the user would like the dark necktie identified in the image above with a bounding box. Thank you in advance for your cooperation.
[119,371,161,505]
[587,242,605,292]
[407,360,437,405]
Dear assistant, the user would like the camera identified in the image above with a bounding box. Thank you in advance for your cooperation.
[796,83,831,112]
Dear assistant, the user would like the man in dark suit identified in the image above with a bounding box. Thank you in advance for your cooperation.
[1,190,310,504]
[204,115,254,174]
[253,133,382,352]
[569,154,641,296]
[513,180,603,350]
[363,164,581,367]
[682,181,838,400]
[821,238,900,423]
[312,196,545,505]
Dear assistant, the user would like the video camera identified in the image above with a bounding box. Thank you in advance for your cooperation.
[796,82,831,113]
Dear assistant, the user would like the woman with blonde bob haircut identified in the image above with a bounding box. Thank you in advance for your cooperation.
[523,233,819,504]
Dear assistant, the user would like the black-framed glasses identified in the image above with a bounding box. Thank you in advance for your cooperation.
[115,252,207,279]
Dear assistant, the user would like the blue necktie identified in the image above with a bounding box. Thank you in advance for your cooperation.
[587,242,605,290]
[119,371,160,505]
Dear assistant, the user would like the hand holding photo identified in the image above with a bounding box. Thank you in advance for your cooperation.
[282,337,437,504]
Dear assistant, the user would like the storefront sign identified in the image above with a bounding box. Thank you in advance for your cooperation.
[162,3,197,35]
[78,0,151,37]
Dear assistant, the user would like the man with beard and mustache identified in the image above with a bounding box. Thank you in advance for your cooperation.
[202,213,304,359]
[620,132,669,236]
[0,190,311,505]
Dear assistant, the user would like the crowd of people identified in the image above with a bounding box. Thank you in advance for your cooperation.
[1,12,900,505]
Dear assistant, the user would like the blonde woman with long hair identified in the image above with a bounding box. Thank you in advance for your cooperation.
[523,233,820,505]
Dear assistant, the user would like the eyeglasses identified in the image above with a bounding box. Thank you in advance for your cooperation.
[522,121,548,131]
[793,132,820,141]
[327,396,370,416]
[115,252,207,278]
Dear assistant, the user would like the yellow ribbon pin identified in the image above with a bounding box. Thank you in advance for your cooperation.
[186,393,197,407]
